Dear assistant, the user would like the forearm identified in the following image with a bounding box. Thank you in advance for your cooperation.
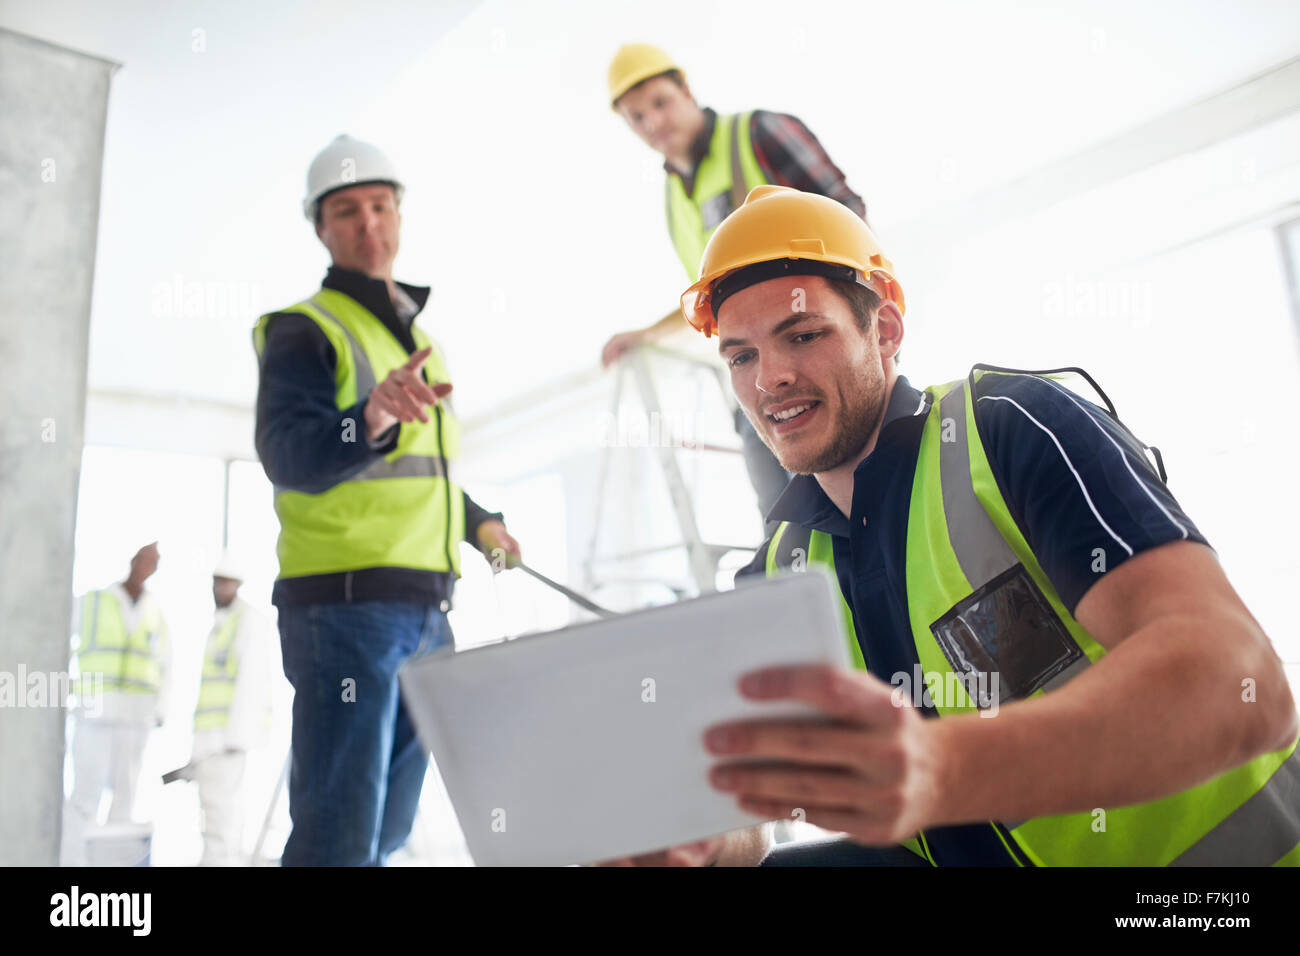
[715,823,772,866]
[257,397,396,492]
[926,610,1297,828]
[256,313,398,492]
[750,111,867,222]
[645,307,690,341]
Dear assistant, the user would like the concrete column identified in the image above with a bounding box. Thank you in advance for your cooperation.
[0,27,117,866]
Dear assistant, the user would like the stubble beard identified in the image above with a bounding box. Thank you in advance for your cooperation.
[767,360,889,476]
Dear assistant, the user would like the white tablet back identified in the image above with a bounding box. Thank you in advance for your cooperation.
[398,569,853,866]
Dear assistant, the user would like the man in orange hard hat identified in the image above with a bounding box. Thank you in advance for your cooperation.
[601,43,868,530]
[613,184,1299,866]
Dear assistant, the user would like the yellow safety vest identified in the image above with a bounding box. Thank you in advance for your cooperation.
[74,589,165,696]
[194,607,242,731]
[253,288,466,580]
[665,111,767,278]
[767,369,1300,865]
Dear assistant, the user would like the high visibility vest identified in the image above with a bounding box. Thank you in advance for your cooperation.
[75,589,165,696]
[666,111,767,278]
[194,607,242,731]
[767,369,1300,866]
[253,288,466,580]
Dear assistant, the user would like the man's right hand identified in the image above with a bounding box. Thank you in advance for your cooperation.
[364,346,453,441]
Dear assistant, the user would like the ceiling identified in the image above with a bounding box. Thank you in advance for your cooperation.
[4,0,1300,419]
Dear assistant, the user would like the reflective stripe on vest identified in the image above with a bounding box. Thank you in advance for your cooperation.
[767,520,918,861]
[76,590,163,695]
[765,522,865,671]
[194,608,242,731]
[917,370,1300,865]
[252,288,466,580]
[665,111,767,278]
[767,369,1300,865]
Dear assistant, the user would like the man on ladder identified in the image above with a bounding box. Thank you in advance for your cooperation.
[599,43,869,528]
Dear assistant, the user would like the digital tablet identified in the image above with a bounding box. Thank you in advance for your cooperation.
[398,569,854,866]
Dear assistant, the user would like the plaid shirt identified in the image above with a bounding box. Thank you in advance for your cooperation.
[666,107,867,222]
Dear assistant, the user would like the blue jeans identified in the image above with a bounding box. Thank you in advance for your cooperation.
[277,601,452,866]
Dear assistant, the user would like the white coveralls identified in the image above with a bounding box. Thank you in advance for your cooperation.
[191,597,274,866]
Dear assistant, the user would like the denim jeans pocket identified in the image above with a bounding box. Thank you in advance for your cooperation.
[411,609,454,660]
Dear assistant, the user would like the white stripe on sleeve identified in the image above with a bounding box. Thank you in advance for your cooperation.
[1013,375,1190,540]
[978,394,1134,557]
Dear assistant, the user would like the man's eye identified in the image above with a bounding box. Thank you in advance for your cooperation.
[793,331,820,344]
[728,353,753,369]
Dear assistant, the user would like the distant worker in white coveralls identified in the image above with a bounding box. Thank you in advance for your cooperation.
[190,552,275,866]
[64,542,170,864]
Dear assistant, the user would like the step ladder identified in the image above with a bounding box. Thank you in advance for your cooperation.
[583,345,759,601]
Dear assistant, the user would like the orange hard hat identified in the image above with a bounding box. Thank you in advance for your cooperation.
[679,185,904,338]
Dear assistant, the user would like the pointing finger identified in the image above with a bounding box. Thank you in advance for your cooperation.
[405,346,434,372]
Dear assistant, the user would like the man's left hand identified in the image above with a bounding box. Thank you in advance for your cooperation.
[476,519,522,570]
[704,664,940,846]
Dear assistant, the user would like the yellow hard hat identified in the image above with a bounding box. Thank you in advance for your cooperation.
[680,185,905,338]
[608,43,682,109]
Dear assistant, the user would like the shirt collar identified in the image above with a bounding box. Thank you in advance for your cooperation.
[322,265,430,326]
[766,376,931,536]
[662,107,717,178]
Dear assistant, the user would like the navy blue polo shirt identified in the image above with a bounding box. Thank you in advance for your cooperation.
[738,370,1207,865]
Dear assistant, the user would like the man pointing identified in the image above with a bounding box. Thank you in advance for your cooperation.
[253,134,520,866]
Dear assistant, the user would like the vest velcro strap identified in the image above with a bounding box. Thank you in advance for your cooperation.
[1170,745,1300,866]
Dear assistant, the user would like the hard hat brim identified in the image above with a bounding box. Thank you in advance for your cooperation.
[303,179,404,221]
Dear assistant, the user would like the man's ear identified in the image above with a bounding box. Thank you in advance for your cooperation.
[876,301,904,362]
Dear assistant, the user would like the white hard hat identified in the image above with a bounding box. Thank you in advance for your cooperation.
[303,134,404,222]
[212,550,245,582]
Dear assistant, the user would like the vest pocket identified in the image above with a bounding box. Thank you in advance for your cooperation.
[930,565,1082,705]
